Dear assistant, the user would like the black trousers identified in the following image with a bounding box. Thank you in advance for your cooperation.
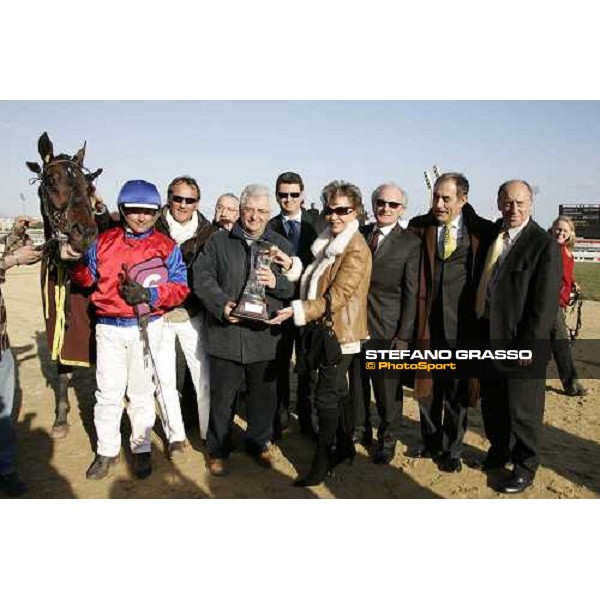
[349,354,404,447]
[349,353,372,431]
[418,378,469,458]
[274,321,317,430]
[316,354,354,442]
[480,377,546,477]
[550,307,579,390]
[207,357,278,459]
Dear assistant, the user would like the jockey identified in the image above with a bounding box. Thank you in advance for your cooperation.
[63,180,189,480]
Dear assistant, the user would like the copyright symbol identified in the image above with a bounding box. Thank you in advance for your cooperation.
[366,362,376,370]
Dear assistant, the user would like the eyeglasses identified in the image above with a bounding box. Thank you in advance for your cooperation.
[241,207,270,216]
[324,206,355,217]
[217,205,239,213]
[277,192,301,200]
[375,199,403,210]
[170,195,199,205]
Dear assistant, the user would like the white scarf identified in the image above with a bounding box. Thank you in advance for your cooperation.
[299,219,360,300]
[166,210,199,246]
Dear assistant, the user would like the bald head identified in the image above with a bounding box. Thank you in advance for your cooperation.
[497,179,533,229]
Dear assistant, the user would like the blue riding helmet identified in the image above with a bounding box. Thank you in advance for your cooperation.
[117,180,161,210]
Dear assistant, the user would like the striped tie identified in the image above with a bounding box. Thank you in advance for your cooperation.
[369,228,382,255]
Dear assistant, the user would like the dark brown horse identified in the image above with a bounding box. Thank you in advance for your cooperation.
[27,132,103,438]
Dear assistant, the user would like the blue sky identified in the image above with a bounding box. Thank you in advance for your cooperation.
[2,101,600,227]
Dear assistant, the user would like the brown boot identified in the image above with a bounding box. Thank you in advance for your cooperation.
[209,457,229,476]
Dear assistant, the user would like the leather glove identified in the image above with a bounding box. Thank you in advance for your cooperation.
[119,279,151,306]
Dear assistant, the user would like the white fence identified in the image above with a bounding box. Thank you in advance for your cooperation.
[574,238,600,262]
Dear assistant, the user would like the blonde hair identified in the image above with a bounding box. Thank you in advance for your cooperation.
[551,216,576,250]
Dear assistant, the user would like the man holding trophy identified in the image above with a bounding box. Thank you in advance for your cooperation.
[193,184,302,476]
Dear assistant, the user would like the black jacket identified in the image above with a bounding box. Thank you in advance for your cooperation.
[488,219,561,343]
[193,223,294,364]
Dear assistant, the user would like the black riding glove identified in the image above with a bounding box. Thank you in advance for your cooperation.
[120,280,151,306]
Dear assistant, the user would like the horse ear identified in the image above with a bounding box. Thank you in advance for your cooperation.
[26,161,42,174]
[73,141,87,165]
[86,168,103,183]
[38,132,54,164]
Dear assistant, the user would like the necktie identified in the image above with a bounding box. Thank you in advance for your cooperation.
[369,228,382,254]
[442,225,457,260]
[287,220,300,254]
[475,229,509,318]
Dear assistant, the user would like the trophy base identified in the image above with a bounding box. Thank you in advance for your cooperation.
[231,298,269,322]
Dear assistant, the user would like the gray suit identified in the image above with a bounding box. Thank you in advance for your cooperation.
[350,223,420,452]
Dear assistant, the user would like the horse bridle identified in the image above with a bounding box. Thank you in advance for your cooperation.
[30,158,93,246]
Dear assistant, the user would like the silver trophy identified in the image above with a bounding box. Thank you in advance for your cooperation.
[231,241,278,321]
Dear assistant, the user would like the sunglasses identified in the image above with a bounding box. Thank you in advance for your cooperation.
[375,199,403,210]
[170,195,198,205]
[324,206,355,217]
[277,192,301,200]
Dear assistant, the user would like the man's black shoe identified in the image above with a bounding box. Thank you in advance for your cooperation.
[133,452,152,479]
[406,445,440,460]
[353,428,373,449]
[564,383,587,397]
[373,441,396,464]
[86,454,119,480]
[438,455,463,473]
[496,473,533,494]
[0,472,28,497]
[471,454,509,471]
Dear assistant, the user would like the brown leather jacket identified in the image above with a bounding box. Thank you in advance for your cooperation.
[295,221,371,345]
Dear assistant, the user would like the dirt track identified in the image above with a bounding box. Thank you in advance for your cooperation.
[4,264,599,499]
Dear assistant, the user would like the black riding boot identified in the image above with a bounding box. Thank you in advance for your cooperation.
[294,409,338,487]
[331,396,356,469]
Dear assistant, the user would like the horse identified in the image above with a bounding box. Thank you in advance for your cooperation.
[26,132,103,439]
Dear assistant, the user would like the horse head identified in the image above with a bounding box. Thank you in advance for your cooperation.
[27,132,103,254]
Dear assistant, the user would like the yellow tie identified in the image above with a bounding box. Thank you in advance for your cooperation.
[442,225,457,259]
[475,230,508,318]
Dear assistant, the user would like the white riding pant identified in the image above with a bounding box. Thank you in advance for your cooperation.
[94,319,163,457]
[155,313,210,442]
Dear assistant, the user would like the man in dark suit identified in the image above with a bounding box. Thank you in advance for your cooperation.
[193,184,296,476]
[477,179,561,493]
[409,173,494,473]
[267,172,320,438]
[351,182,420,464]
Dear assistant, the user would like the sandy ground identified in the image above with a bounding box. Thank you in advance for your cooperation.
[3,264,599,499]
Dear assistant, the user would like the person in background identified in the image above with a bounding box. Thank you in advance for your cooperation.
[0,218,43,497]
[350,182,420,464]
[154,176,217,459]
[477,180,561,494]
[271,180,372,487]
[409,172,494,473]
[267,171,319,438]
[213,193,240,231]
[549,216,587,397]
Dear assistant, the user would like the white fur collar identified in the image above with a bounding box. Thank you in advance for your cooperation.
[310,219,359,259]
[299,219,359,302]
